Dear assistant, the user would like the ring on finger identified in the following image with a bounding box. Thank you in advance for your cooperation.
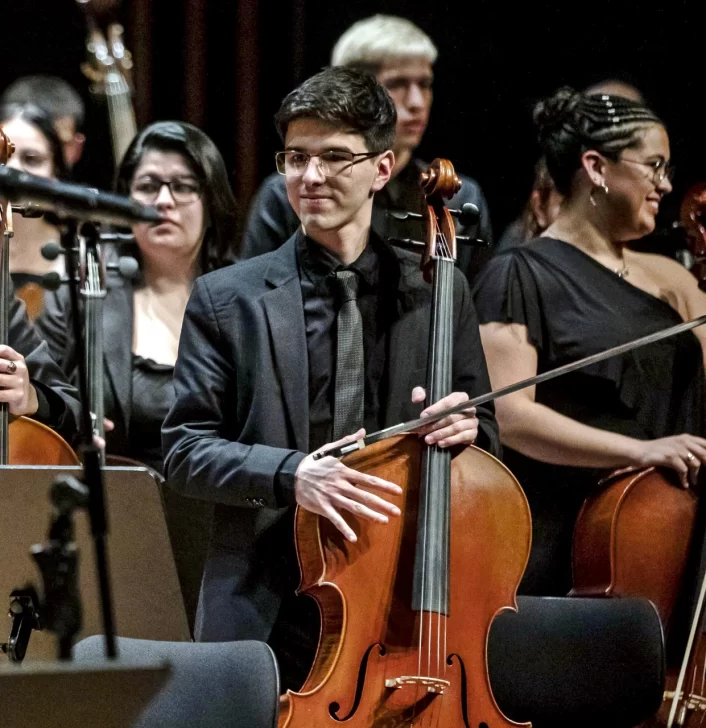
[6,360,16,375]
[687,451,697,463]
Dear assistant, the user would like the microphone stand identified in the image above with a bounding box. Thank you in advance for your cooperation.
[0,172,159,662]
[46,214,117,659]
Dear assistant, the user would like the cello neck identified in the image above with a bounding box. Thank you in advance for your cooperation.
[0,130,15,464]
[411,160,462,617]
[0,199,11,464]
[79,235,108,456]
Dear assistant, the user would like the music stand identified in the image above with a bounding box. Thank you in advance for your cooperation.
[0,465,191,660]
[0,658,170,728]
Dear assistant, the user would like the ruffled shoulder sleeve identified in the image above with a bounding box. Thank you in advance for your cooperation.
[471,248,544,350]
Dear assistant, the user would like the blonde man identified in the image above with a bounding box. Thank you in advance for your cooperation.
[242,15,494,283]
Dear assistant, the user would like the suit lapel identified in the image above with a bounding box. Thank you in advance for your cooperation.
[103,280,134,435]
[262,236,309,453]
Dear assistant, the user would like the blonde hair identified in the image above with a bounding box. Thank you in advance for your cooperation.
[331,15,438,69]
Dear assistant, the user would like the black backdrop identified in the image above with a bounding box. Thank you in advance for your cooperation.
[2,0,703,242]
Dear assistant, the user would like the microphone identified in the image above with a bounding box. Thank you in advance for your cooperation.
[0,167,163,226]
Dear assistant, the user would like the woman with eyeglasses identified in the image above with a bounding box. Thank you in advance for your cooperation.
[36,120,239,626]
[472,87,706,597]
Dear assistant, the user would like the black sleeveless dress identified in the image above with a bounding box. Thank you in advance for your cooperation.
[473,238,706,596]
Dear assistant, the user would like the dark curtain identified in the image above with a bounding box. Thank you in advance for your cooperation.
[1,0,705,242]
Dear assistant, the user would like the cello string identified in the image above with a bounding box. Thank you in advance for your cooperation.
[439,230,453,678]
[426,226,441,679]
[418,268,430,680]
[436,226,452,678]
[426,222,439,678]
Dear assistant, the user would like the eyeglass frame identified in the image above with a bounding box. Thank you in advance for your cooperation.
[129,175,204,206]
[618,157,675,185]
[275,150,382,178]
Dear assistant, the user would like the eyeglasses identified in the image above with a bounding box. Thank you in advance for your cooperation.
[275,150,381,178]
[130,176,203,206]
[619,157,675,185]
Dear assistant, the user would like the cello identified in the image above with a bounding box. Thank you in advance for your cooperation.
[631,185,706,727]
[278,159,532,727]
[569,181,706,628]
[0,129,79,465]
[568,184,706,725]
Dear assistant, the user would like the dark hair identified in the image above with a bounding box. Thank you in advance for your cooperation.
[274,67,396,152]
[0,102,69,179]
[533,86,663,195]
[116,121,239,272]
[1,75,85,129]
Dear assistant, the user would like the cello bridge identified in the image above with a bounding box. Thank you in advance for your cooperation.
[384,676,450,694]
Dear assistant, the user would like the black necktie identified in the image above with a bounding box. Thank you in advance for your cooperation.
[332,270,364,440]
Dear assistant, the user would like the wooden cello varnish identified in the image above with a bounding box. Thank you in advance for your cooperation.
[278,160,532,727]
[571,466,697,629]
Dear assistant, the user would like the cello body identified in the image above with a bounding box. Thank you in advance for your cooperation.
[8,417,79,465]
[571,466,697,629]
[279,435,531,728]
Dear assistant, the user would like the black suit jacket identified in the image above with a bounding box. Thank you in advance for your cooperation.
[240,160,494,283]
[162,231,499,643]
[7,291,81,444]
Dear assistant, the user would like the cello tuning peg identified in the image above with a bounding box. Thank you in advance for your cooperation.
[41,271,68,291]
[448,202,480,226]
[107,255,139,279]
[41,241,64,260]
[387,209,424,222]
[455,235,490,247]
[99,232,135,244]
[384,236,426,252]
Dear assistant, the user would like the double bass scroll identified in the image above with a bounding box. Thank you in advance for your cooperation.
[78,0,137,167]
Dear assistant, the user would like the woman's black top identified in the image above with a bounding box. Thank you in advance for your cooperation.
[473,238,706,595]
[111,354,174,473]
[36,276,177,473]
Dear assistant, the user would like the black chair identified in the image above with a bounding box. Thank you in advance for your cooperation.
[488,596,665,728]
[74,637,279,728]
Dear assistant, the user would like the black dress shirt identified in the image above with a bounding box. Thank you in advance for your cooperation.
[298,235,401,451]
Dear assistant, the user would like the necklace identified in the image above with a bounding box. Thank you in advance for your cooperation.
[615,265,629,278]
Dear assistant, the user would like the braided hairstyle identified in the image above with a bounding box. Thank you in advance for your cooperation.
[533,87,663,195]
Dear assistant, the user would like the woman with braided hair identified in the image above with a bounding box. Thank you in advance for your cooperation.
[473,87,706,595]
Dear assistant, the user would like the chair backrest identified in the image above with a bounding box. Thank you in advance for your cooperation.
[74,636,279,728]
[488,596,664,728]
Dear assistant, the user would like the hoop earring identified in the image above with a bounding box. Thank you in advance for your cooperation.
[590,182,609,207]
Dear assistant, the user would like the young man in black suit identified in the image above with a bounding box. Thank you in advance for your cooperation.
[163,67,499,690]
